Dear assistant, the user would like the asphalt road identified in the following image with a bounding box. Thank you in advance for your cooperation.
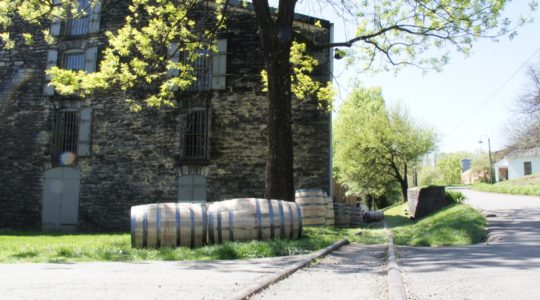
[252,244,388,300]
[398,189,540,300]
[0,255,310,300]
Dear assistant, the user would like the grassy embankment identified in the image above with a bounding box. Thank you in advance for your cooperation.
[354,201,486,247]
[472,173,540,196]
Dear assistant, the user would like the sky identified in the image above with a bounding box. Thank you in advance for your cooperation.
[294,1,540,155]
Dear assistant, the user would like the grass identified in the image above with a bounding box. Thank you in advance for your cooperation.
[0,227,358,263]
[352,202,487,247]
[0,201,487,262]
[472,173,540,196]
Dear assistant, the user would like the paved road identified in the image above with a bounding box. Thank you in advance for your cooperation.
[252,244,388,300]
[0,256,310,300]
[399,189,540,300]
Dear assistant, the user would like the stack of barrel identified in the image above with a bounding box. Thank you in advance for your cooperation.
[130,198,303,249]
[332,203,385,228]
[294,189,336,227]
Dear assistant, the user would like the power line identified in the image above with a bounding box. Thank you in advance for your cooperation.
[448,46,540,135]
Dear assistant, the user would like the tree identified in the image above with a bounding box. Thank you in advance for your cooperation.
[435,152,470,185]
[508,64,540,149]
[1,0,533,201]
[334,86,436,203]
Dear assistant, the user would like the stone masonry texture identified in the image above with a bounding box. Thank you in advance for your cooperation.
[0,1,331,231]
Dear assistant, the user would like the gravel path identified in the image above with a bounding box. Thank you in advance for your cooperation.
[251,244,388,300]
[0,256,309,300]
[398,189,540,300]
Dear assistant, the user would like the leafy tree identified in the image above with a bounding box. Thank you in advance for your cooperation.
[1,0,534,201]
[508,64,540,149]
[435,152,469,185]
[334,86,436,203]
[471,152,492,183]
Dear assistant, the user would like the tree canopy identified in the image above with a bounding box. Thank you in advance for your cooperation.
[333,86,436,203]
[1,0,535,200]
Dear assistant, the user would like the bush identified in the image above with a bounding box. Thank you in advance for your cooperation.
[445,190,466,204]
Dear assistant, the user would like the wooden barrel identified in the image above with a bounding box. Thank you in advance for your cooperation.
[333,203,351,227]
[363,210,385,222]
[295,189,326,227]
[207,198,302,244]
[131,203,207,249]
[324,196,335,226]
[350,206,363,226]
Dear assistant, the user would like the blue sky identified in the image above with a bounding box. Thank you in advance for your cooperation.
[296,1,540,154]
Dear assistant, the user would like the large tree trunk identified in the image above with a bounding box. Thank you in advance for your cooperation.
[252,0,297,201]
[400,163,409,202]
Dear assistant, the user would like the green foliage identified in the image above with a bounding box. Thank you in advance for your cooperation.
[471,152,492,183]
[445,190,466,204]
[435,152,469,185]
[260,41,335,109]
[333,86,436,206]
[387,202,485,246]
[0,227,354,263]
[418,165,440,186]
[472,183,540,196]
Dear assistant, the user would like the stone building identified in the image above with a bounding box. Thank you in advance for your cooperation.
[0,0,332,232]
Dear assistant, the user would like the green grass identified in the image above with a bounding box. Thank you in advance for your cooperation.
[352,202,486,247]
[472,173,540,196]
[0,227,357,263]
[0,202,487,263]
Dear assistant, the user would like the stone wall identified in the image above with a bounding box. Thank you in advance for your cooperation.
[407,186,447,220]
[0,2,331,231]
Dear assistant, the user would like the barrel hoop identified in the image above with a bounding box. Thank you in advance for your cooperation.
[228,206,234,242]
[287,202,294,239]
[130,208,136,248]
[208,207,215,244]
[296,203,303,238]
[201,204,207,245]
[295,188,325,193]
[217,203,223,244]
[278,200,285,239]
[142,205,148,248]
[256,198,262,240]
[175,203,181,247]
[267,199,275,239]
[189,206,195,248]
[156,204,161,248]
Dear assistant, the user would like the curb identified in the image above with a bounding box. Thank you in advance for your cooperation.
[385,222,407,300]
[229,238,350,300]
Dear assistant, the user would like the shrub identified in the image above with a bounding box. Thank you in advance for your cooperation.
[445,190,466,204]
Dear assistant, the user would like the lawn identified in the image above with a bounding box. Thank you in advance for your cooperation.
[0,227,356,263]
[352,202,487,247]
[472,174,540,196]
[0,201,486,262]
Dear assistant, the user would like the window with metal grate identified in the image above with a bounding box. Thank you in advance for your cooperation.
[64,0,90,36]
[63,51,86,71]
[52,110,80,167]
[181,109,207,160]
[186,49,212,91]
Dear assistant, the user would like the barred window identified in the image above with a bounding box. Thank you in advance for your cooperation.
[53,110,79,167]
[524,162,532,176]
[181,109,207,160]
[65,0,90,36]
[63,51,86,71]
[186,49,212,91]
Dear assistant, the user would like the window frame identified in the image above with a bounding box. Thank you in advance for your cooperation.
[62,50,86,71]
[180,107,209,162]
[63,0,91,37]
[52,108,80,167]
[524,161,532,176]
